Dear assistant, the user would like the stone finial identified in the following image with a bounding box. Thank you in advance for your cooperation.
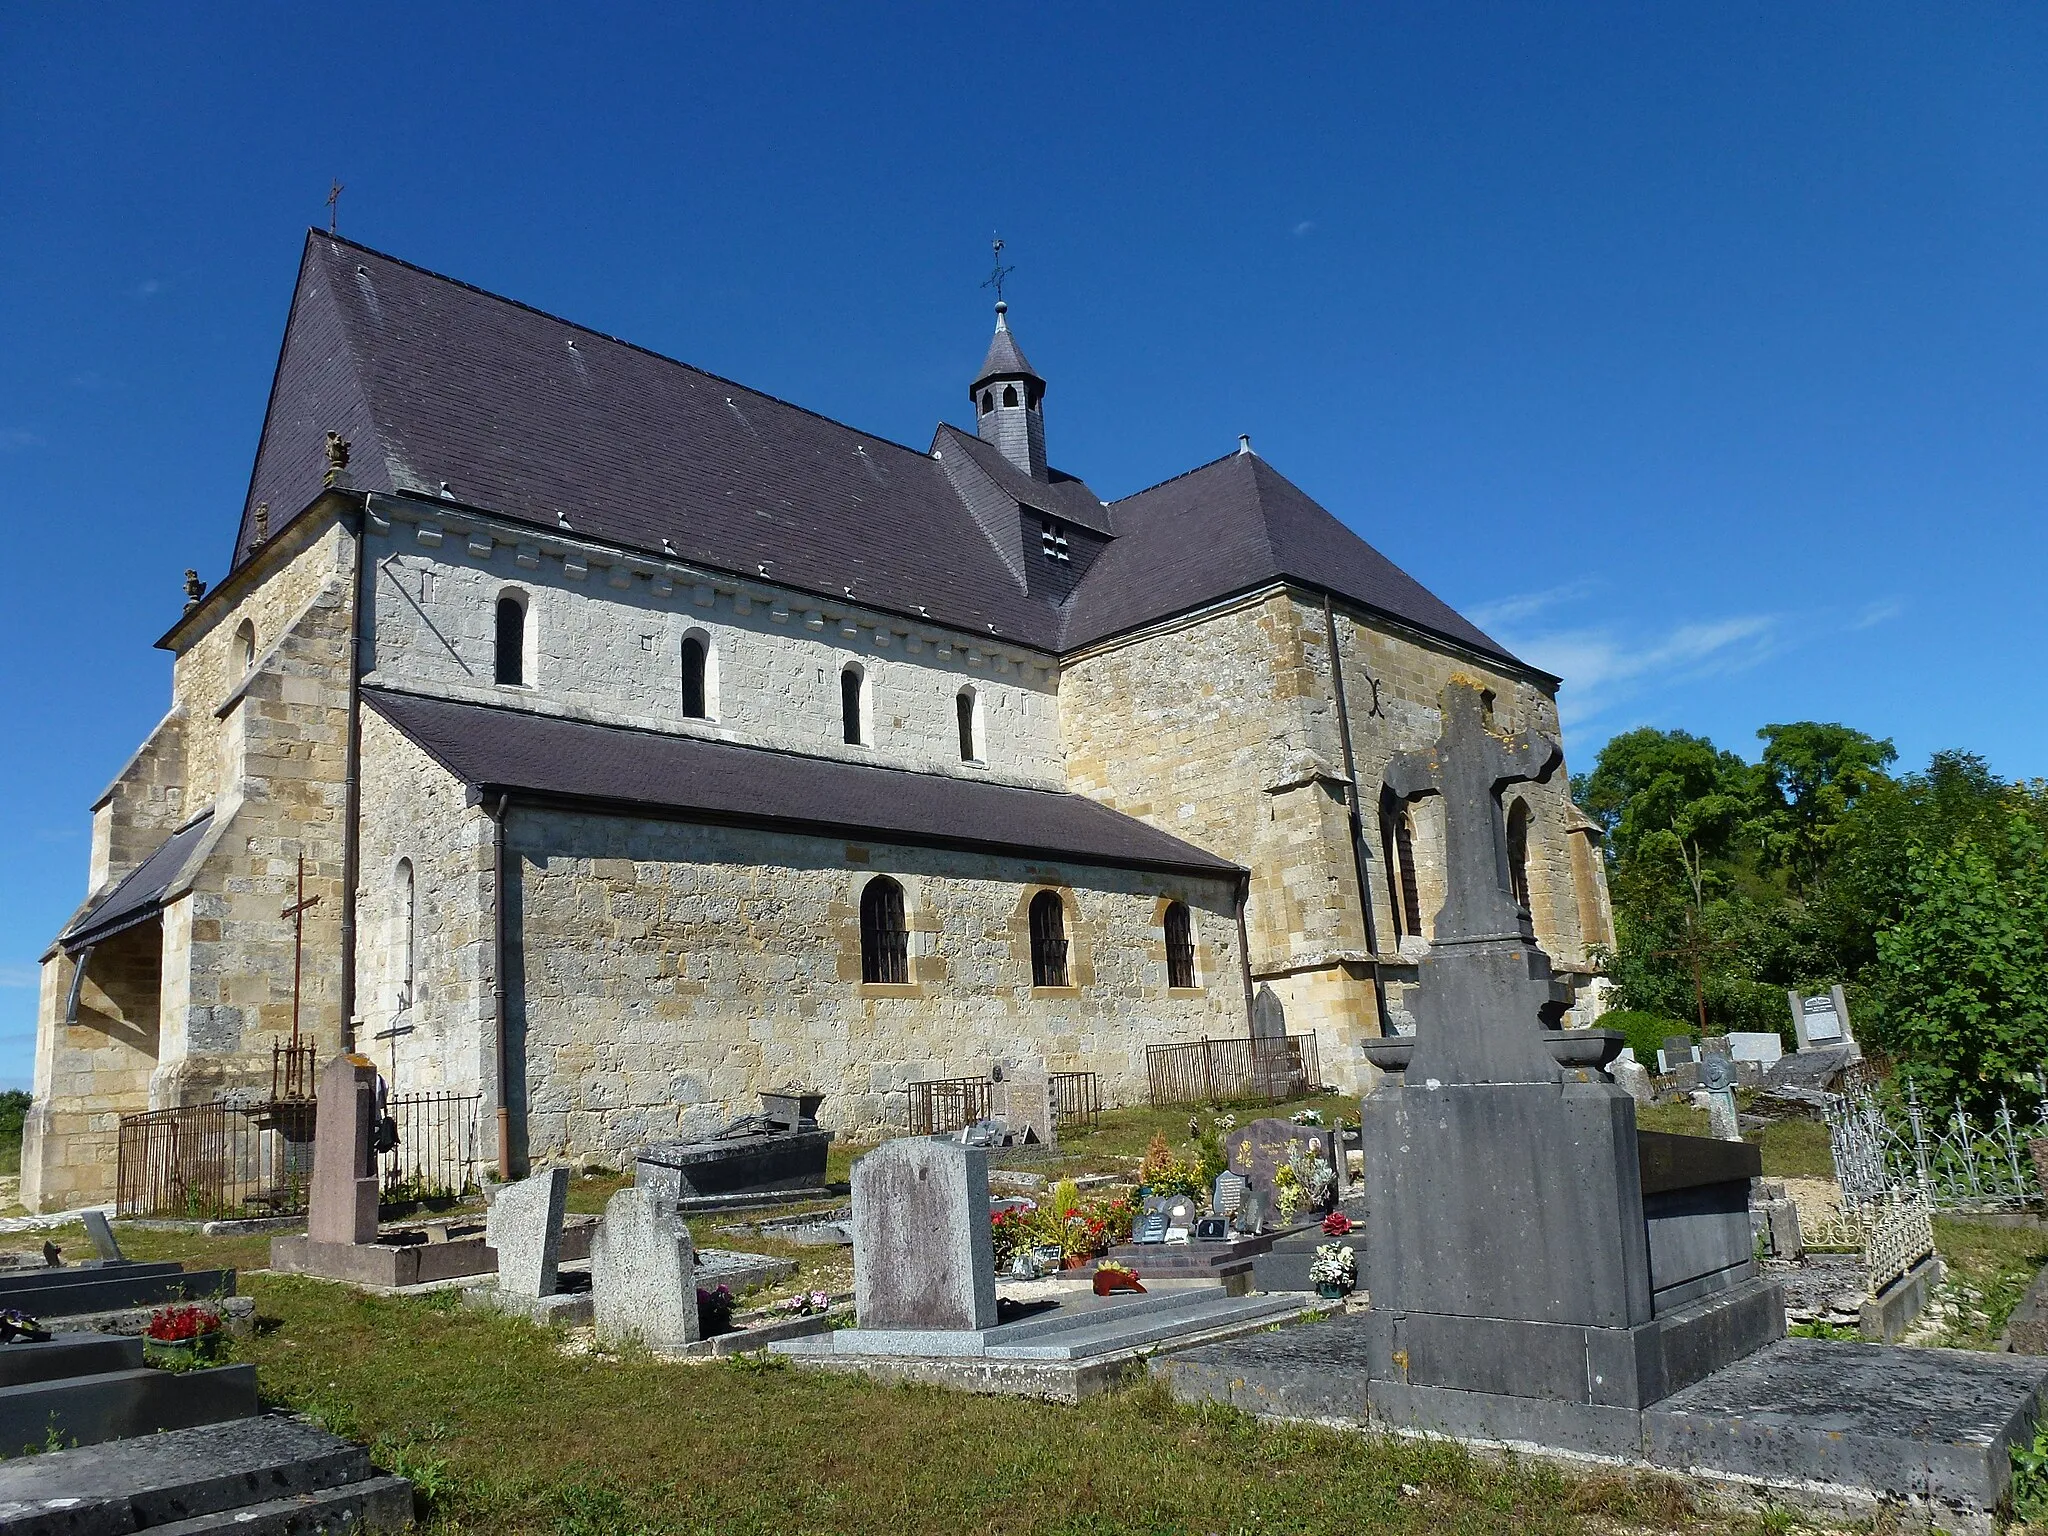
[323,431,352,486]
[182,569,206,612]
[251,501,270,544]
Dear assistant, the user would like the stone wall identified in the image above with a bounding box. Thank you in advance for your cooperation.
[503,808,1244,1165]
[352,708,496,1099]
[360,508,1065,789]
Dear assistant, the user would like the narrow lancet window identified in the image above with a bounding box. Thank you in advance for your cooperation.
[841,666,865,745]
[957,688,978,762]
[1381,785,1423,939]
[682,635,708,719]
[1507,799,1532,912]
[1164,901,1196,988]
[495,594,526,686]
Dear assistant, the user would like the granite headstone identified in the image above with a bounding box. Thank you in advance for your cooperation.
[81,1211,123,1264]
[308,1055,380,1247]
[851,1136,997,1332]
[485,1166,570,1299]
[1226,1119,1338,1226]
[590,1185,699,1352]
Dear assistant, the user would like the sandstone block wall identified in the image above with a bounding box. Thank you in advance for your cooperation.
[502,808,1243,1166]
[360,509,1065,789]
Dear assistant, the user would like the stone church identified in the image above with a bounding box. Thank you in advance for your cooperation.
[24,231,1613,1211]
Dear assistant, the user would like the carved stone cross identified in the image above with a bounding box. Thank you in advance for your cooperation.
[1385,678,1560,945]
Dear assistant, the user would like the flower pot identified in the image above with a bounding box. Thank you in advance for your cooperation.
[144,1334,223,1370]
[1315,1283,1349,1300]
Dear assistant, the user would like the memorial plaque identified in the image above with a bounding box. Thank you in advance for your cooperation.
[1133,1212,1169,1244]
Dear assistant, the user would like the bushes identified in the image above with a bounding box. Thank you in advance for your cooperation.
[1603,1009,1690,1064]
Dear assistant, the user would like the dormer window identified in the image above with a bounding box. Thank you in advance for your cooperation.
[1040,518,1069,562]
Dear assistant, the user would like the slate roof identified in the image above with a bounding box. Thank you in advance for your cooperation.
[971,310,1042,391]
[235,231,1528,673]
[60,811,216,953]
[366,689,1242,878]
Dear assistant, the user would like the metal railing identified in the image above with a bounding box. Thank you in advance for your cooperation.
[381,1092,483,1204]
[906,1077,993,1137]
[1049,1071,1101,1130]
[116,1100,314,1221]
[1145,1033,1322,1108]
[116,1089,483,1220]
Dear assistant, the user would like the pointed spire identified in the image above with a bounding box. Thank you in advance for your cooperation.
[972,301,1043,395]
[968,299,1049,480]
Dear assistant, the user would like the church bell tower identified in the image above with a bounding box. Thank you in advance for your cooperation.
[969,301,1047,481]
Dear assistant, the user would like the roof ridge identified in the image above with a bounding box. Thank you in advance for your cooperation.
[1108,447,1247,507]
[307,229,943,467]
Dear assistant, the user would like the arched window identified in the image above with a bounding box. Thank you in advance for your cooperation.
[495,593,526,686]
[980,390,994,414]
[1164,901,1196,989]
[1507,799,1532,912]
[1002,384,1018,407]
[860,877,908,984]
[232,619,255,675]
[681,633,709,720]
[1029,890,1069,987]
[394,858,416,1009]
[956,688,979,762]
[840,664,866,745]
[1380,785,1423,939]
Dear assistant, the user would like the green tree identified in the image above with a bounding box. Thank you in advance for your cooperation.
[1871,814,2048,1112]
[1753,722,1896,890]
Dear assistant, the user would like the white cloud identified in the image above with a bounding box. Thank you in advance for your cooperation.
[1292,220,1316,238]
[1851,598,1904,630]
[133,278,163,298]
[1466,580,1600,632]
[0,966,40,990]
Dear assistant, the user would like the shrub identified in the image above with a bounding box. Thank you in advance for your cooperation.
[1602,1009,1690,1065]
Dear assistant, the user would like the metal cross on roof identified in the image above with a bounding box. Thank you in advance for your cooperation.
[982,234,1015,305]
[326,179,345,236]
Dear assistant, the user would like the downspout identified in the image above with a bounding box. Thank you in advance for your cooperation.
[489,792,513,1180]
[1234,871,1256,1035]
[1323,592,1394,1036]
[339,499,369,1053]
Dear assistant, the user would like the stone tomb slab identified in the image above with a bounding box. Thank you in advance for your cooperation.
[1157,1315,2048,1527]
[271,1214,596,1291]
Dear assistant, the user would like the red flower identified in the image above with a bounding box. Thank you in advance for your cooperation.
[146,1303,221,1343]
[1322,1212,1354,1237]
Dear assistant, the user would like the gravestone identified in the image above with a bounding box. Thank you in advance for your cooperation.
[1658,1037,1695,1076]
[1701,1054,1741,1142]
[1789,986,1856,1053]
[1225,1119,1338,1228]
[1210,1170,1247,1220]
[1359,678,1778,1432]
[851,1137,996,1332]
[1726,1032,1783,1067]
[81,1212,124,1264]
[308,1056,380,1247]
[992,1065,1055,1147]
[485,1167,570,1299]
[1609,1055,1654,1106]
[590,1185,699,1352]
[1250,985,1286,1041]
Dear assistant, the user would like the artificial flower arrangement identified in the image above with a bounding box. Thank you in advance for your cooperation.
[1322,1211,1354,1237]
[1092,1259,1147,1297]
[1273,1140,1337,1223]
[990,1183,1137,1268]
[1308,1243,1357,1296]
[773,1290,834,1318]
[143,1303,225,1368]
[0,1309,49,1344]
[1291,1108,1326,1126]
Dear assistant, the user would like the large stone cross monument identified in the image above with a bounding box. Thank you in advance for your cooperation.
[1359,678,1781,1442]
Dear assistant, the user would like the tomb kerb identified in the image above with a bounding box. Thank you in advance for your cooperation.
[1360,679,1779,1424]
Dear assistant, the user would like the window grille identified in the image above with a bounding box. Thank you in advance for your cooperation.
[1030,890,1069,987]
[860,878,908,984]
[1040,519,1070,562]
[494,596,525,686]
[1164,901,1196,988]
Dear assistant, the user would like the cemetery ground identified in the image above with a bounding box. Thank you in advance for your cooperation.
[8,1093,2048,1532]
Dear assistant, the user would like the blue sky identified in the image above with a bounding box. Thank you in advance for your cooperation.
[3,7,2044,1091]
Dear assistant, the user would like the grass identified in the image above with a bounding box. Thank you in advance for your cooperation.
[1634,1100,1835,1180]
[237,1274,1737,1535]
[1928,1216,2048,1349]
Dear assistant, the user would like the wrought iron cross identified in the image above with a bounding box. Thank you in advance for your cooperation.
[325,180,344,235]
[1384,679,1560,943]
[982,235,1015,305]
[281,856,321,1061]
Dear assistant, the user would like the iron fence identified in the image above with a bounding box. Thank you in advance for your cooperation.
[381,1092,483,1203]
[1049,1071,1101,1130]
[1825,1067,2047,1213]
[116,1100,315,1221]
[906,1077,993,1137]
[1145,1033,1321,1108]
[116,1089,483,1220]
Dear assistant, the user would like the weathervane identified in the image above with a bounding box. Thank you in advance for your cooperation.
[326,179,344,235]
[982,234,1015,306]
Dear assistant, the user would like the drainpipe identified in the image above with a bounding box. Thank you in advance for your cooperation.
[489,792,513,1180]
[1323,592,1394,1037]
[1234,871,1256,1035]
[339,499,369,1054]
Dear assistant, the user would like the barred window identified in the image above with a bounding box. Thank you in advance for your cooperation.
[1164,901,1196,989]
[1029,890,1069,988]
[860,878,908,985]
